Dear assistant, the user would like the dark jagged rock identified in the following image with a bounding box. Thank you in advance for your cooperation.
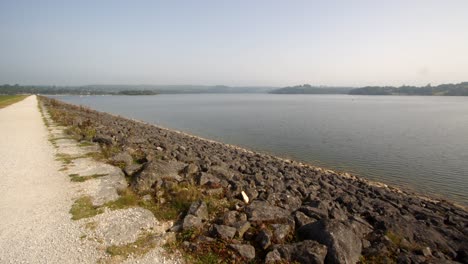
[256,229,273,250]
[123,163,144,177]
[187,200,208,220]
[93,135,113,145]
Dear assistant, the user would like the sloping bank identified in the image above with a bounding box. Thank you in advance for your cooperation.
[39,96,468,264]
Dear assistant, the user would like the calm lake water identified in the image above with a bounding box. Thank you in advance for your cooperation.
[55,94,468,205]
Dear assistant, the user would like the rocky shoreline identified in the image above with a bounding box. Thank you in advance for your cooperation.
[40,96,468,264]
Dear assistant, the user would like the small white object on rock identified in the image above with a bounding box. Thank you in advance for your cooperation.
[241,191,249,204]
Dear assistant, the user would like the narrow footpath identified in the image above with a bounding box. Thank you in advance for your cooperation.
[0,96,179,264]
[0,96,99,263]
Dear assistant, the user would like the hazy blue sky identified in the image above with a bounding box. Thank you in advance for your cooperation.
[1,0,467,86]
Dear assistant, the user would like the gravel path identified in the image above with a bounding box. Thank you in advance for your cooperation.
[0,96,99,263]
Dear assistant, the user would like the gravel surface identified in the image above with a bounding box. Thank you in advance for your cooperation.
[0,96,99,263]
[0,96,182,264]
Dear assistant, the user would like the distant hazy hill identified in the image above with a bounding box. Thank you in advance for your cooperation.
[0,84,277,95]
[349,82,468,96]
[84,85,277,94]
[270,84,353,94]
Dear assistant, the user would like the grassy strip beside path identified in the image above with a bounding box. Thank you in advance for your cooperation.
[0,95,29,109]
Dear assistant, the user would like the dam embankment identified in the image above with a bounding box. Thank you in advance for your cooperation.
[40,96,468,263]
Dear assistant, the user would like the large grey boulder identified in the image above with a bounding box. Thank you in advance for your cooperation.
[131,160,185,193]
[297,219,372,264]
[245,201,290,222]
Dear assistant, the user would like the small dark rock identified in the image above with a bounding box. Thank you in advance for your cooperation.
[265,249,282,263]
[183,163,198,175]
[182,214,203,230]
[111,151,133,167]
[93,135,113,145]
[256,229,273,250]
[187,200,208,220]
[198,172,220,186]
[213,224,236,240]
[123,163,144,176]
[272,224,291,243]
[295,211,315,228]
[229,244,256,260]
[233,221,251,238]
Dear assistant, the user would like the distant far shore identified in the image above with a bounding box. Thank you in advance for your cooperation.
[1,82,468,96]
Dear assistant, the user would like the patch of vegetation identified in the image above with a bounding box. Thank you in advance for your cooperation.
[0,95,28,108]
[104,188,140,210]
[70,196,103,220]
[106,233,157,259]
[78,141,94,147]
[166,182,203,214]
[69,173,108,182]
[102,188,179,221]
[385,230,421,251]
[56,153,87,165]
[84,221,98,230]
[56,153,76,165]
[359,254,396,264]
[183,240,231,264]
[101,145,123,160]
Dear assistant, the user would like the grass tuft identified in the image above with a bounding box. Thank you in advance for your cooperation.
[70,196,103,220]
[106,233,157,259]
[69,173,108,182]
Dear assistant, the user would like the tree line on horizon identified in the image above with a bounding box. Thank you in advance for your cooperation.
[1,82,468,96]
[270,82,468,96]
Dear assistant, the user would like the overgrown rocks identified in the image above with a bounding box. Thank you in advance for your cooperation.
[131,160,185,193]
